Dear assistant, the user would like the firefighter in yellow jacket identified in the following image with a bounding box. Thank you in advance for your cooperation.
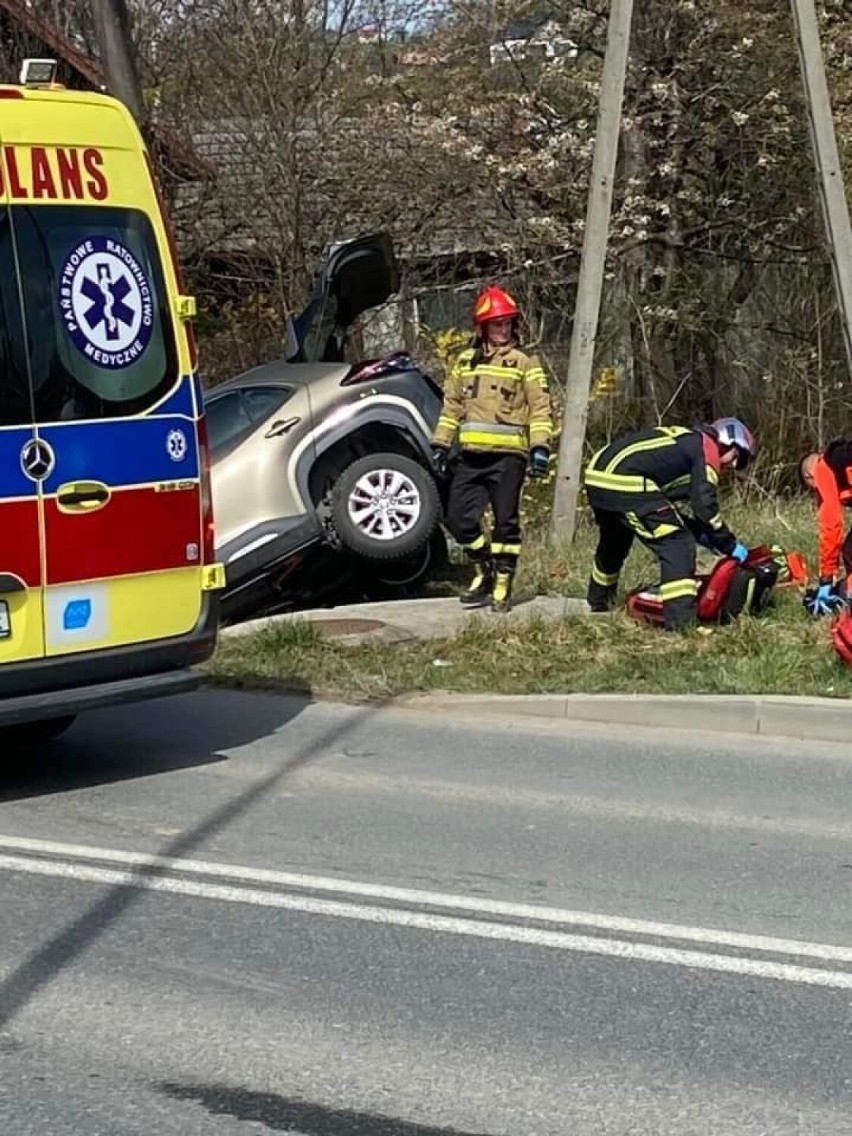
[431,286,553,612]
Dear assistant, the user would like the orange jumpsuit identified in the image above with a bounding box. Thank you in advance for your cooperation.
[813,440,852,584]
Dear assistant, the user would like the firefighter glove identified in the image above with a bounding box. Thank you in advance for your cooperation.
[731,542,749,564]
[529,446,549,479]
[431,447,449,477]
[805,582,845,618]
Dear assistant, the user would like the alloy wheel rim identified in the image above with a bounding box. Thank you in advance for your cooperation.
[347,468,423,541]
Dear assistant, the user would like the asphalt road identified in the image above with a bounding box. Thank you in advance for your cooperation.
[2,691,852,1134]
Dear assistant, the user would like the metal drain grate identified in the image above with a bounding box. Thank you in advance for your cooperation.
[309,618,387,637]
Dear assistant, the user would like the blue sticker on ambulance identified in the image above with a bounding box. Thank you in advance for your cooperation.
[63,599,92,632]
[58,237,154,370]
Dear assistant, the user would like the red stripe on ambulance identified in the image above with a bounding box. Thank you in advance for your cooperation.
[43,486,202,585]
[1,501,41,587]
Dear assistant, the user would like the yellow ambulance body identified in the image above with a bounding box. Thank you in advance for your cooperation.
[0,64,223,739]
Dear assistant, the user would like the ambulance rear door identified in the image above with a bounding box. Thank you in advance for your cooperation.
[3,105,206,659]
[0,119,47,668]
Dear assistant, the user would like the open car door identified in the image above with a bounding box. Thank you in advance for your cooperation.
[289,232,400,364]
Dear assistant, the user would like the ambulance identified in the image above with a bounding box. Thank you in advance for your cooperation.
[0,61,224,742]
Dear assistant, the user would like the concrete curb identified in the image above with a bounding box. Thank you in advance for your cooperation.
[395,692,852,743]
[221,595,598,643]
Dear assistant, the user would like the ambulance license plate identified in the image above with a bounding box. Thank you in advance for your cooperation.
[0,601,9,639]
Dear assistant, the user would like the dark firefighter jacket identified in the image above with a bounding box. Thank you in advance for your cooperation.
[431,342,553,456]
[584,425,737,554]
[812,438,852,581]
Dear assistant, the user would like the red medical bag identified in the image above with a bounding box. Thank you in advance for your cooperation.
[626,548,781,627]
[831,609,852,665]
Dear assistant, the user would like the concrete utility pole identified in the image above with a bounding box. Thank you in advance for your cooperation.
[790,0,852,382]
[90,0,145,125]
[550,0,634,539]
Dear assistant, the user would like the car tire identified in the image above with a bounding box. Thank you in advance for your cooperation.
[1,715,77,746]
[332,452,440,561]
[372,528,449,590]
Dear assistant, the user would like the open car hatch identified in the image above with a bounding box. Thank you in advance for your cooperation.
[290,231,400,363]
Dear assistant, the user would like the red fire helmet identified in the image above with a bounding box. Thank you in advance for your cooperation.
[473,286,520,325]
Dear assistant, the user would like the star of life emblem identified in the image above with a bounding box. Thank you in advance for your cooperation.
[58,237,154,370]
[167,428,188,463]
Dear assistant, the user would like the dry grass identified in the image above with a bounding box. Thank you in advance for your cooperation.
[207,492,852,702]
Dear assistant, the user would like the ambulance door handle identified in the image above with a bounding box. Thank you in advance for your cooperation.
[56,481,111,512]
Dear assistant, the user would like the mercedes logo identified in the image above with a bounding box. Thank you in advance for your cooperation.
[20,438,56,482]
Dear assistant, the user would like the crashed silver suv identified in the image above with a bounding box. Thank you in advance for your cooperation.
[205,233,446,623]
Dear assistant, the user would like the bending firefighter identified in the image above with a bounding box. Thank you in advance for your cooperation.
[799,439,852,616]
[432,287,553,613]
[584,418,757,630]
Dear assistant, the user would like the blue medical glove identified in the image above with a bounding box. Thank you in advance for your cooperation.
[529,446,550,479]
[730,542,749,564]
[805,582,845,618]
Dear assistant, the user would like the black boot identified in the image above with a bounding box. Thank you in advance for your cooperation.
[586,579,617,613]
[491,571,514,614]
[460,561,493,608]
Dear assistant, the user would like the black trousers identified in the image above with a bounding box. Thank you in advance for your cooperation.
[445,451,527,573]
[586,491,698,630]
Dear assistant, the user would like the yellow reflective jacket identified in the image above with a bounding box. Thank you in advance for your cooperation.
[431,343,553,455]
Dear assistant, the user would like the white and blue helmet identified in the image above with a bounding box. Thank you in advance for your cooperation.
[711,417,756,470]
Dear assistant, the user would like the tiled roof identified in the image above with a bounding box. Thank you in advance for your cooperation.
[0,0,207,181]
[497,15,551,42]
[0,0,102,87]
[174,115,534,263]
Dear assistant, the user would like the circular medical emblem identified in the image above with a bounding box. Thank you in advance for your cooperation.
[20,438,55,482]
[166,428,188,463]
[58,237,154,370]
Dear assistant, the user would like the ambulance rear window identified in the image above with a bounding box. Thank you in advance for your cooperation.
[0,204,177,423]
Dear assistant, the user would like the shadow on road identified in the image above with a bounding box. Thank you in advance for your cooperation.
[0,690,391,1030]
[0,687,311,803]
[161,1081,493,1136]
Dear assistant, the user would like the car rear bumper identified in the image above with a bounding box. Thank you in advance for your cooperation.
[0,592,219,716]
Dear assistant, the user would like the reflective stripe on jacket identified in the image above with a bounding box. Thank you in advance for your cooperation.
[431,342,553,455]
[584,425,737,553]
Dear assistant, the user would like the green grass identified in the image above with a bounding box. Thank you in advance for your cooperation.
[207,494,852,702]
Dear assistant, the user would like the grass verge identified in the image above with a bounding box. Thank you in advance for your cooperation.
[207,495,852,702]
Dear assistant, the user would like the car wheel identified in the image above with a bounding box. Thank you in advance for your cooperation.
[0,715,77,745]
[332,452,440,561]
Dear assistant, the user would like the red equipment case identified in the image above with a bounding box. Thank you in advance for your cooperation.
[626,547,783,627]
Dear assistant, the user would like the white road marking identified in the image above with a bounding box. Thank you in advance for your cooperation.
[0,833,849,964]
[1,850,852,989]
[0,831,849,990]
